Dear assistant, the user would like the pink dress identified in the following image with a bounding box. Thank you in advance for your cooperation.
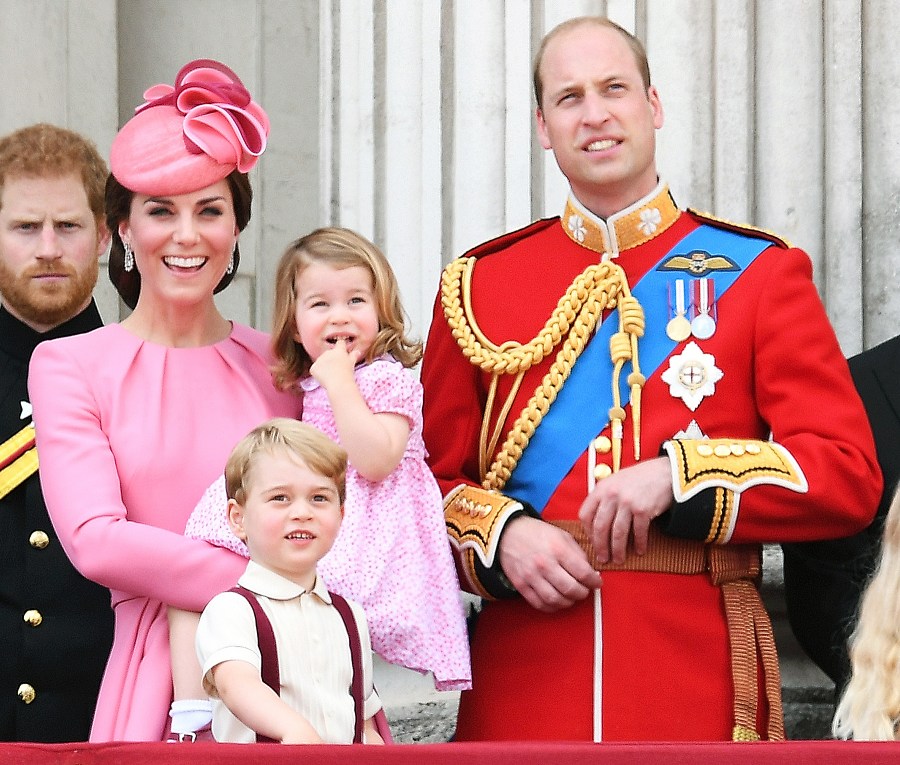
[28,323,299,742]
[186,356,471,691]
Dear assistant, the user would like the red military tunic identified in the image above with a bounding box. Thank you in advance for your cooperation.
[421,183,880,742]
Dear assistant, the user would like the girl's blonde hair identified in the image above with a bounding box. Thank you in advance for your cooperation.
[833,488,900,740]
[271,227,422,390]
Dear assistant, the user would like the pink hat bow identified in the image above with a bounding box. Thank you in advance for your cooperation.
[137,59,269,173]
[110,58,270,195]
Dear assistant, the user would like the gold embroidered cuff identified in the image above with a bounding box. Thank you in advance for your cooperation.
[445,484,524,567]
[445,484,530,597]
[663,438,808,503]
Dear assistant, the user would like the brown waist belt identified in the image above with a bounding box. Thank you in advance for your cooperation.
[551,520,784,742]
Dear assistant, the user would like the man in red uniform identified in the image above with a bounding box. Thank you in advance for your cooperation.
[421,16,881,742]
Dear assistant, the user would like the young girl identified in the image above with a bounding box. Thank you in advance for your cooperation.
[171,228,471,737]
[832,488,900,740]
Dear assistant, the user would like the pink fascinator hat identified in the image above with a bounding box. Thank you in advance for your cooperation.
[110,58,269,195]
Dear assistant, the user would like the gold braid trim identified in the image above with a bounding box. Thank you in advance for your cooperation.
[0,448,38,502]
[0,424,39,502]
[440,256,644,491]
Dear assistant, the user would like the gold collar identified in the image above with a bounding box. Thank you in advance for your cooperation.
[561,182,680,259]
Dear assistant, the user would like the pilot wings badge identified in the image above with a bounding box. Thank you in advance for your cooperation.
[658,250,740,276]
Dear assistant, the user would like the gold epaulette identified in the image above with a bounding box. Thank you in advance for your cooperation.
[687,208,792,249]
[664,437,808,512]
[444,484,525,597]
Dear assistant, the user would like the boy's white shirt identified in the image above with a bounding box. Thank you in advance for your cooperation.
[195,559,381,743]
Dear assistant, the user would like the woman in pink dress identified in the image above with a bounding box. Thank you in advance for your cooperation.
[27,59,298,742]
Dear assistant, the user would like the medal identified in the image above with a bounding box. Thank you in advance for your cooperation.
[691,278,717,340]
[666,279,692,341]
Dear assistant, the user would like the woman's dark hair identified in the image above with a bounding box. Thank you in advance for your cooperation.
[106,170,253,309]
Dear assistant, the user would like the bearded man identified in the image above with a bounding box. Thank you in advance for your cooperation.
[0,123,113,741]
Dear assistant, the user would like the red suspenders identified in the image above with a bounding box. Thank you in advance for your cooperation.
[228,585,365,744]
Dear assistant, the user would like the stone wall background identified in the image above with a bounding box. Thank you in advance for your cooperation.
[2,0,897,353]
[1,0,883,739]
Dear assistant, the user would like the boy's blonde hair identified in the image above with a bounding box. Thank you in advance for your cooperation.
[270,227,422,390]
[225,418,348,506]
[833,487,900,740]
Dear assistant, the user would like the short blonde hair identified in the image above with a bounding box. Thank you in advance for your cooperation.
[225,418,347,506]
[271,227,422,390]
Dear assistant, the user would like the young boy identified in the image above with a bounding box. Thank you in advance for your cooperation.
[195,418,384,744]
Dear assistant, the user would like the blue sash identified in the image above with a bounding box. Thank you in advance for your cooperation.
[503,224,770,512]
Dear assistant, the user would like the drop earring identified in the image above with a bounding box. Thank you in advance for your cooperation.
[123,242,135,272]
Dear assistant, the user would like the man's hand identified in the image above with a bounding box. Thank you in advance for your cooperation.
[498,515,602,612]
[577,456,674,564]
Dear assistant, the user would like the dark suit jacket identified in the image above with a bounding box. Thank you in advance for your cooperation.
[0,304,113,742]
[782,335,900,690]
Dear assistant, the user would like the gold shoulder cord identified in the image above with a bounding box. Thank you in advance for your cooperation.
[441,256,645,491]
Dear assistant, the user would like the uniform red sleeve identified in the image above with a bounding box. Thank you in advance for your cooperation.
[422,289,487,496]
[663,247,882,543]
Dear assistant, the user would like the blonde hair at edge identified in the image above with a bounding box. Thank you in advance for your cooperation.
[225,418,348,507]
[271,227,422,390]
[833,487,900,740]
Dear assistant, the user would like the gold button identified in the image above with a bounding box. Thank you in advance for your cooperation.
[593,436,612,454]
[745,443,761,455]
[593,464,612,480]
[714,445,731,457]
[730,444,745,456]
[29,531,50,549]
[23,610,42,627]
[17,684,35,704]
[696,444,714,457]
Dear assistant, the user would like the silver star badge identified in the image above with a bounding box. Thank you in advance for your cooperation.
[661,342,723,412]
